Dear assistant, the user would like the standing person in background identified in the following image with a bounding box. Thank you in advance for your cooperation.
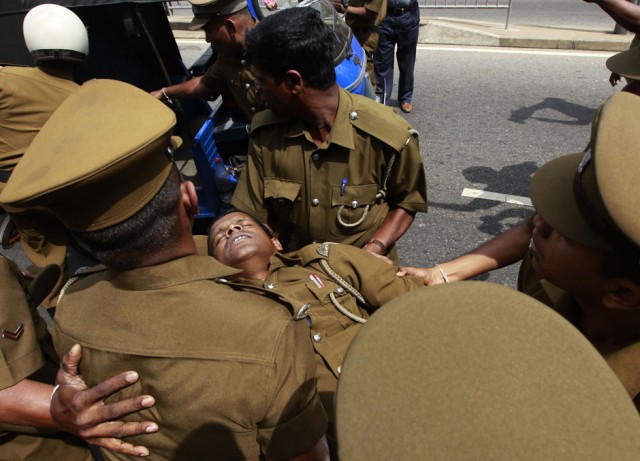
[0,3,88,306]
[373,0,420,113]
[583,0,640,86]
[331,0,387,92]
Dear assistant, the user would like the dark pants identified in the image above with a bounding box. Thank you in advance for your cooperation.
[374,2,420,105]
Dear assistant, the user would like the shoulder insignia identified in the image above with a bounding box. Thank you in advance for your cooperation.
[1,323,24,341]
[346,92,419,151]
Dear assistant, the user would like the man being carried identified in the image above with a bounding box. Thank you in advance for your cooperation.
[208,209,426,455]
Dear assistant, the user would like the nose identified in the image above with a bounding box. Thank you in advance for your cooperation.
[225,222,242,236]
[533,213,552,239]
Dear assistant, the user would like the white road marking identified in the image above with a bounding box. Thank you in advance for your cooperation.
[417,45,614,58]
[462,188,533,207]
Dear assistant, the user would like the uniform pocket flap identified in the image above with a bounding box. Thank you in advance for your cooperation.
[264,178,301,202]
[332,183,379,207]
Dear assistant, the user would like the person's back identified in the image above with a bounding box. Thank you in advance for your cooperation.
[54,257,321,460]
[0,64,78,172]
[0,79,328,460]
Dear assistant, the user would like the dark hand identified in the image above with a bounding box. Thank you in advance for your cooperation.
[51,344,158,457]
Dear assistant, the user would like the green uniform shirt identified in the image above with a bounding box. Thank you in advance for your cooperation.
[201,53,266,121]
[232,88,428,252]
[53,255,327,461]
[0,256,92,461]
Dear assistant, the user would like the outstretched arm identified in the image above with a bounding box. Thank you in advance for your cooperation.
[50,344,158,457]
[584,0,640,34]
[151,76,215,103]
[399,219,533,285]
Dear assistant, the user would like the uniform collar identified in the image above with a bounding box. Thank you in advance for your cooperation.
[107,254,241,290]
[285,88,356,150]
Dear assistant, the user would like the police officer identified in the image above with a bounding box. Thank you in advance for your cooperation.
[336,282,640,460]
[151,0,265,121]
[0,3,89,306]
[232,7,428,261]
[403,92,640,408]
[0,79,328,460]
[208,209,426,457]
[331,0,387,92]
[0,256,158,460]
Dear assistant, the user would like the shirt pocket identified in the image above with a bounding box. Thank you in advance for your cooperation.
[331,183,381,235]
[264,177,301,220]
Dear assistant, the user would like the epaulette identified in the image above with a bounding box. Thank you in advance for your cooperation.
[249,109,294,134]
[57,264,108,305]
[345,92,419,152]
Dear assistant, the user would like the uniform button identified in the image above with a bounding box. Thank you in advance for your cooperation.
[240,59,247,65]
[245,83,251,89]
[297,197,302,202]
[312,153,320,162]
[313,333,322,342]
[251,106,256,112]
[349,111,358,120]
[336,287,345,294]
[351,200,359,209]
[267,283,275,289]
[337,366,342,374]
[312,198,320,207]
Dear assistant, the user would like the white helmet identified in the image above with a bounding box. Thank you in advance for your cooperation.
[23,4,89,64]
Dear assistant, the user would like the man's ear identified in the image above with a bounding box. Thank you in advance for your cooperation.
[283,70,303,94]
[602,278,640,311]
[272,237,284,252]
[224,17,237,36]
[180,181,199,225]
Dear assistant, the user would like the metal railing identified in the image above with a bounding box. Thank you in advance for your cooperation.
[165,1,192,15]
[419,0,513,29]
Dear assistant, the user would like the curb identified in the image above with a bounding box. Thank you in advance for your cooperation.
[168,16,633,52]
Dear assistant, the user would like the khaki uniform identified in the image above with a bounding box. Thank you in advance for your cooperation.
[226,242,424,457]
[0,65,77,306]
[518,251,640,410]
[201,53,266,121]
[0,65,78,175]
[232,88,428,254]
[0,256,92,461]
[345,0,387,90]
[53,255,327,461]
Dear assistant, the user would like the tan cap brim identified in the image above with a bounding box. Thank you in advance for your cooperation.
[530,152,613,251]
[188,0,248,30]
[607,46,640,80]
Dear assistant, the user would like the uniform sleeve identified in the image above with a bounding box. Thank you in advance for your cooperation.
[200,60,226,97]
[231,139,269,224]
[386,133,428,213]
[257,319,328,459]
[331,244,425,309]
[0,257,44,390]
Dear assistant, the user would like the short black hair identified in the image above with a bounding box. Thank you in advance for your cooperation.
[244,7,336,89]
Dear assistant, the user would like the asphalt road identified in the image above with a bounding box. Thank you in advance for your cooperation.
[395,44,617,287]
